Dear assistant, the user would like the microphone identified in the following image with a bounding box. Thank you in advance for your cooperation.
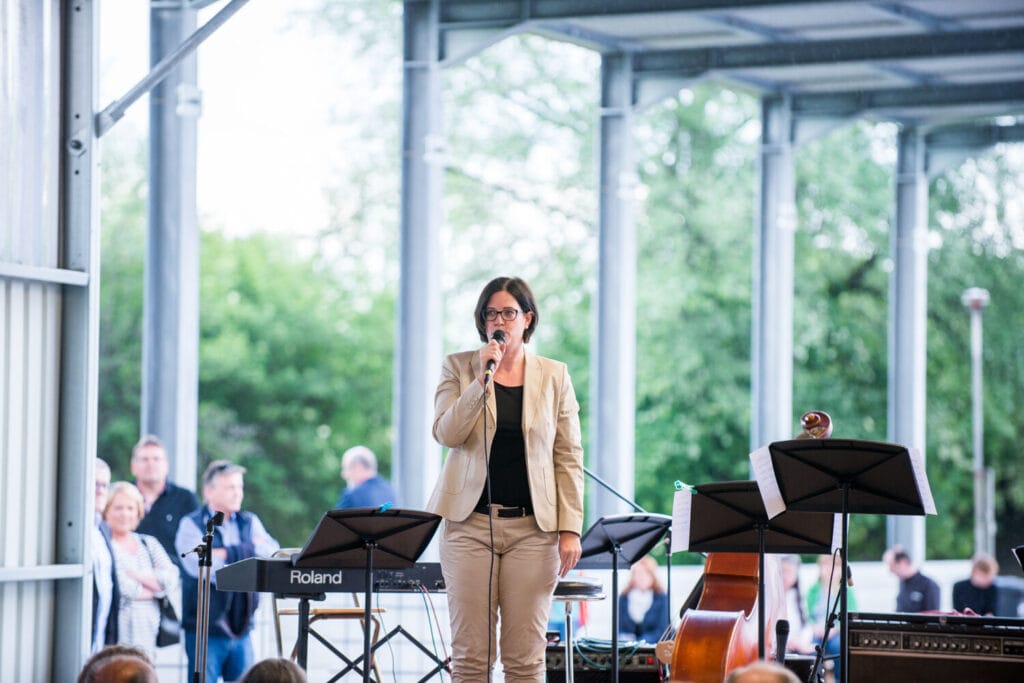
[775,618,790,663]
[206,511,225,532]
[484,329,506,382]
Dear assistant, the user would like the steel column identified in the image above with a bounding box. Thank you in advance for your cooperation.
[590,53,637,519]
[886,126,928,561]
[751,95,796,449]
[143,1,201,485]
[395,0,443,510]
[55,0,101,678]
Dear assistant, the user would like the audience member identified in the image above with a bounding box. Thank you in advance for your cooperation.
[618,555,670,643]
[726,660,800,683]
[131,435,199,570]
[884,546,940,612]
[779,554,813,654]
[175,460,280,682]
[92,459,120,653]
[806,554,857,680]
[953,552,999,615]
[238,657,308,683]
[77,644,157,683]
[334,445,396,509]
[105,481,180,659]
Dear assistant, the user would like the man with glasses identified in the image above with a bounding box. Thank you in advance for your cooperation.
[131,435,199,571]
[175,460,279,682]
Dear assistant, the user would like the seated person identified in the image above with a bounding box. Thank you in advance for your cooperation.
[618,555,670,643]
[779,554,814,654]
[953,553,999,616]
[806,554,857,678]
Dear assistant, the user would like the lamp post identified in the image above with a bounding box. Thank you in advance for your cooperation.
[961,287,993,557]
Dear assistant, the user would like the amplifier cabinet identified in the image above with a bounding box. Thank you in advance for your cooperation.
[545,644,660,683]
[849,612,1024,683]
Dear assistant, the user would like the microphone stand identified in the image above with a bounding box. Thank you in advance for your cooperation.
[185,511,223,683]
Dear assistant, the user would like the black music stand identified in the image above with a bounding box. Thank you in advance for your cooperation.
[575,513,672,683]
[750,439,935,683]
[671,480,838,659]
[291,507,442,683]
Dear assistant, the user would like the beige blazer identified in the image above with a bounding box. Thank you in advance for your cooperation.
[426,349,585,535]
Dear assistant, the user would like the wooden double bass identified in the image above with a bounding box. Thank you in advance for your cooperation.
[662,411,833,682]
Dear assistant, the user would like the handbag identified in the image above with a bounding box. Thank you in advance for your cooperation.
[155,594,181,647]
[141,536,181,647]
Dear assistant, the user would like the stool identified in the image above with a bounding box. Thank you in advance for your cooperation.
[552,576,605,683]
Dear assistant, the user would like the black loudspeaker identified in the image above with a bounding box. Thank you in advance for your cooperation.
[545,644,660,682]
[849,612,1024,683]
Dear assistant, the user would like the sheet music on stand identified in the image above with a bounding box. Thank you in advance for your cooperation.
[670,480,838,661]
[749,439,936,519]
[671,481,840,556]
[748,438,936,683]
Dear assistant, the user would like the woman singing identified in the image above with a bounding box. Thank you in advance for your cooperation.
[427,276,585,682]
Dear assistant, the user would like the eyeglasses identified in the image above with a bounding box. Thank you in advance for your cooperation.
[482,308,521,322]
[95,481,110,492]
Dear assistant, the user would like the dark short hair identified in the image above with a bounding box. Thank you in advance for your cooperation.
[893,550,912,564]
[239,657,308,683]
[78,645,156,683]
[473,276,539,343]
[202,459,247,486]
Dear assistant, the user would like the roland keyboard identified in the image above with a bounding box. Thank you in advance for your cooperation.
[215,557,445,596]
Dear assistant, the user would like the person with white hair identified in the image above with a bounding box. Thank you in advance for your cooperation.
[335,445,396,509]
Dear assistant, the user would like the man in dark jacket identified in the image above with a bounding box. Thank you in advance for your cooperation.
[175,460,279,682]
[335,445,397,509]
[132,435,199,571]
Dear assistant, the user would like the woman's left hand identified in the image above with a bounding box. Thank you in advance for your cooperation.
[557,531,582,578]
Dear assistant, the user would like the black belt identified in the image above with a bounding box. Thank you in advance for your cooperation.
[475,504,533,518]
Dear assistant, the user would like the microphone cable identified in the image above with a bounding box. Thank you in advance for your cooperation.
[483,380,496,683]
[480,328,505,682]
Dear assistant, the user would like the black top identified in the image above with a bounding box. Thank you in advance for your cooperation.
[477,382,531,509]
[136,480,200,570]
[897,571,941,612]
[952,579,998,615]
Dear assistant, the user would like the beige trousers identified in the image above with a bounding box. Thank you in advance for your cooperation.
[440,512,560,682]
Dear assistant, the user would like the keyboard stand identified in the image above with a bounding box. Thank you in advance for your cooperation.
[273,590,325,670]
[290,508,442,683]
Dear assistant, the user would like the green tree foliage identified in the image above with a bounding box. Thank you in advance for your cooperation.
[926,150,1024,570]
[98,141,395,546]
[96,1,1024,567]
[196,232,395,544]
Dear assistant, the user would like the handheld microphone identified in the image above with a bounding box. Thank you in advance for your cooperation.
[484,329,506,382]
[775,618,790,663]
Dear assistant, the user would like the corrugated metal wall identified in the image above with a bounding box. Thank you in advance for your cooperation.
[1,0,86,680]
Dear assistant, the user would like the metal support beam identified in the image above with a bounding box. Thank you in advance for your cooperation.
[632,28,1023,81]
[395,0,443,511]
[926,122,1024,177]
[56,0,101,677]
[96,0,251,137]
[791,81,1024,120]
[590,53,637,519]
[750,96,797,450]
[886,126,928,561]
[438,0,866,24]
[143,1,201,486]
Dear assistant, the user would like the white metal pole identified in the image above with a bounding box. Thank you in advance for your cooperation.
[961,287,991,556]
